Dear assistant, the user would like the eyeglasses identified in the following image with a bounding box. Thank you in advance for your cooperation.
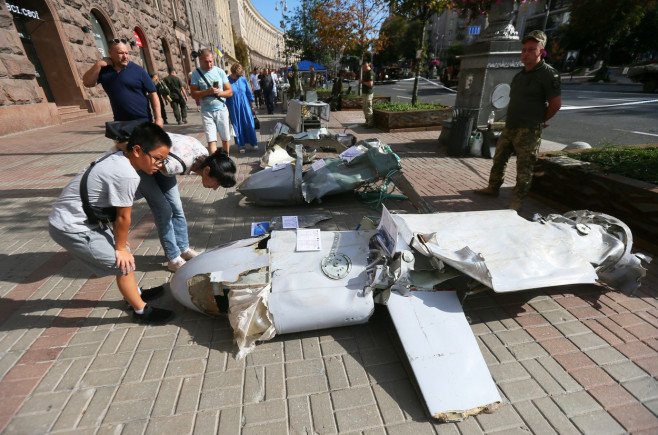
[108,38,128,45]
[142,148,168,166]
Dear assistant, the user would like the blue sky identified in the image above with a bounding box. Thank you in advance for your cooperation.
[250,0,301,29]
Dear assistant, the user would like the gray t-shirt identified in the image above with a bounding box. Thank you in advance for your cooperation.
[49,151,140,233]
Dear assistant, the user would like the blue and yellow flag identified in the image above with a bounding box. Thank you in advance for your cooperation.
[215,46,224,58]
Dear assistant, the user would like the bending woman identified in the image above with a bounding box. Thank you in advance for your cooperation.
[49,123,174,325]
[121,132,237,272]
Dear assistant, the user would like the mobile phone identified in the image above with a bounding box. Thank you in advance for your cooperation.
[213,81,219,88]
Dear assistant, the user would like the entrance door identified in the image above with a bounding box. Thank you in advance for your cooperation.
[13,14,55,103]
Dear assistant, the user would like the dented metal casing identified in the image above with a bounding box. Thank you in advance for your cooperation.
[238,139,401,206]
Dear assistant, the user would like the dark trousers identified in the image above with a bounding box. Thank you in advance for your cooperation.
[263,90,274,114]
[158,97,168,123]
[170,99,187,123]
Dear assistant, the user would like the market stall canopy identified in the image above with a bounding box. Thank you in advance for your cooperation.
[289,60,328,82]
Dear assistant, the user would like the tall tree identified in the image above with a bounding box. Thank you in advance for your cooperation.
[311,0,354,75]
[346,0,390,94]
[564,0,656,77]
[390,0,451,105]
[283,0,329,64]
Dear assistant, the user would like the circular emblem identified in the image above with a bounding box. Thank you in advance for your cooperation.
[491,83,511,108]
[320,253,352,280]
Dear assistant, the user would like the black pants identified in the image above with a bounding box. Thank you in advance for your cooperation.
[170,99,187,123]
[158,97,168,123]
[263,90,274,114]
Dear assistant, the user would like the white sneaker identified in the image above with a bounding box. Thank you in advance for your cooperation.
[239,148,246,154]
[181,248,200,260]
[167,256,186,272]
[251,144,259,150]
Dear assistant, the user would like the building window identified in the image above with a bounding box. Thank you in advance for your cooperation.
[90,11,109,57]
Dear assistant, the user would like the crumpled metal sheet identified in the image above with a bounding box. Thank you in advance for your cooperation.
[239,140,401,206]
[392,210,649,294]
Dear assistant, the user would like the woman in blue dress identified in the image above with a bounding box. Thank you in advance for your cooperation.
[226,63,258,154]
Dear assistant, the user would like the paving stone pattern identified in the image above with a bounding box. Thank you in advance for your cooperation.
[0,104,656,434]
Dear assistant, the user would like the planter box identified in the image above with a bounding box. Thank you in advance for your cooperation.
[373,107,452,132]
[531,153,658,253]
[319,95,391,111]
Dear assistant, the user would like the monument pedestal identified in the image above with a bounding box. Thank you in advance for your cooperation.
[454,39,521,127]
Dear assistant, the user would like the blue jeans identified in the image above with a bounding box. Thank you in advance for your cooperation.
[138,171,189,260]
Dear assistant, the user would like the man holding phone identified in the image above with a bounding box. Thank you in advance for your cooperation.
[190,49,233,154]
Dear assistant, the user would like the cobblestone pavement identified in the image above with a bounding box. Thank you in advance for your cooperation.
[0,102,656,434]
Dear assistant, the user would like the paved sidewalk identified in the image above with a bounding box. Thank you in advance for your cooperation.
[0,103,656,434]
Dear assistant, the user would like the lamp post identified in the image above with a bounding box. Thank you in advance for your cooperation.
[276,0,288,68]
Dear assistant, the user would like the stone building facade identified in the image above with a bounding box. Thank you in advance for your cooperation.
[228,0,285,70]
[0,0,229,136]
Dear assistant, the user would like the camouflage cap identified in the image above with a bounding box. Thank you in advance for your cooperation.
[522,30,547,46]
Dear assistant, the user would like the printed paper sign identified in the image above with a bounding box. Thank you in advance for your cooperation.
[311,159,326,171]
[296,228,322,251]
[282,216,299,228]
[377,205,398,257]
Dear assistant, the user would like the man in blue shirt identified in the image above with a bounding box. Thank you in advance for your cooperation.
[190,49,233,154]
[82,40,163,127]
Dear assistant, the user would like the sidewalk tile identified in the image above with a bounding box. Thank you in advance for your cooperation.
[552,390,602,417]
[608,403,658,433]
[571,410,626,434]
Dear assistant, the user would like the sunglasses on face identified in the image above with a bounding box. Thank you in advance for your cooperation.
[108,38,128,45]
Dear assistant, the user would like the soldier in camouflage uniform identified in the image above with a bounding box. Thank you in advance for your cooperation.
[475,30,562,210]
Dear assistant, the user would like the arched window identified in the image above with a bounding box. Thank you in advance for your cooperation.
[90,10,110,57]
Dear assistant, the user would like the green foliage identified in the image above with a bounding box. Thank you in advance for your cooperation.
[562,0,657,62]
[232,28,250,70]
[565,146,658,185]
[373,101,448,111]
[377,16,422,67]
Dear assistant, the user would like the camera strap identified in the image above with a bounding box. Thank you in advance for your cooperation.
[80,153,116,228]
[196,68,225,104]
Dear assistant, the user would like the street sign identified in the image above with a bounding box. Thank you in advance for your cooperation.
[468,26,481,35]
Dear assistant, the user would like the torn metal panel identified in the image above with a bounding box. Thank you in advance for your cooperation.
[241,140,401,206]
[387,290,501,421]
[169,237,269,314]
[267,230,376,334]
[301,141,401,203]
[238,145,305,206]
[391,210,649,294]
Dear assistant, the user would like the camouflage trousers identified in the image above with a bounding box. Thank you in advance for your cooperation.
[487,126,542,200]
[362,93,374,126]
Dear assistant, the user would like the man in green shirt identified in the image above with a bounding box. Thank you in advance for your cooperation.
[474,30,561,210]
[164,68,189,125]
[359,62,375,128]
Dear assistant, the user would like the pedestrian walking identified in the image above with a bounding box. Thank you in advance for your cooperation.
[474,30,562,210]
[150,72,170,125]
[164,68,189,124]
[249,67,263,109]
[226,63,258,154]
[189,49,233,154]
[261,68,275,115]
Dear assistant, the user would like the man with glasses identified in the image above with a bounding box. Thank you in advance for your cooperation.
[83,39,164,127]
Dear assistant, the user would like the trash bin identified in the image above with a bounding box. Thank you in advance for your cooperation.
[448,108,475,157]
